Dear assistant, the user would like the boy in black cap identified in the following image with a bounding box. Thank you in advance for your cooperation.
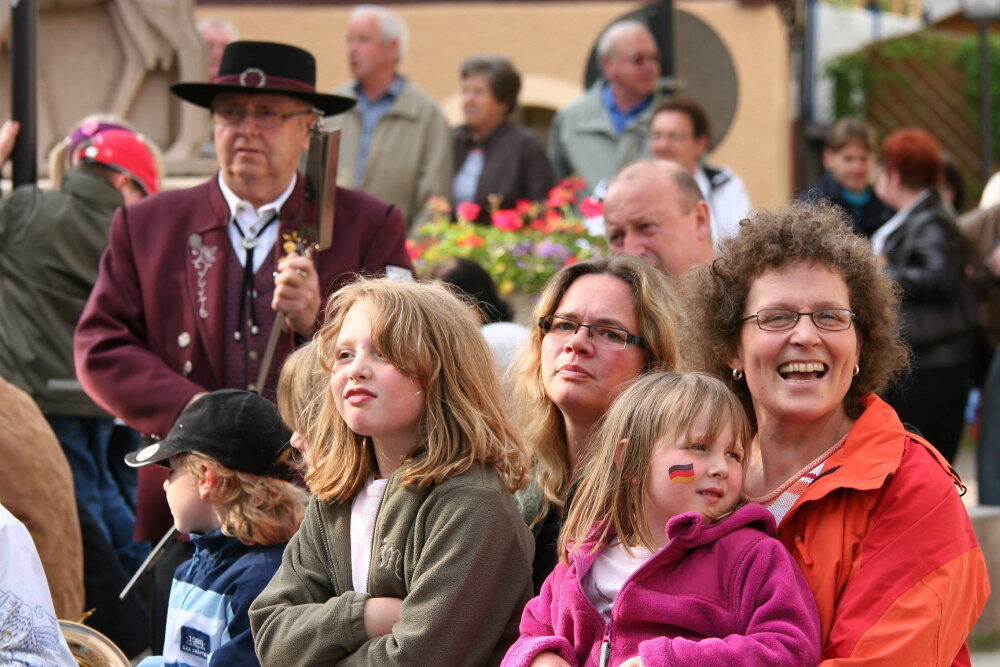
[127,390,307,666]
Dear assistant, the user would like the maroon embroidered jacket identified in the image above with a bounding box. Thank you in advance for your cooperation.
[74,176,411,540]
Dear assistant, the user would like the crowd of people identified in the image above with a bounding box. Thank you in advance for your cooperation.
[0,5,996,666]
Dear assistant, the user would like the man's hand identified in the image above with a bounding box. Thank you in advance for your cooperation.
[273,252,321,338]
[363,596,403,638]
[0,120,20,167]
[529,652,572,667]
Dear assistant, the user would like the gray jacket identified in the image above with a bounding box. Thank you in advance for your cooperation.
[548,81,658,195]
[0,168,122,417]
[250,462,534,666]
[331,77,452,231]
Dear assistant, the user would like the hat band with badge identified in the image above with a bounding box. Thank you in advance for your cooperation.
[170,40,355,116]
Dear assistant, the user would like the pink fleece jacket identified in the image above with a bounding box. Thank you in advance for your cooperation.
[503,503,820,667]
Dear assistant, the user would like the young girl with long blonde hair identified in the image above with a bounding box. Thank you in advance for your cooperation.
[504,372,820,667]
[251,278,534,665]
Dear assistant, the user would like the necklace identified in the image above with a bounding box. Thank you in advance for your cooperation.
[747,434,847,505]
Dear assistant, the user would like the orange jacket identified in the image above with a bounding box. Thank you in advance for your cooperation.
[776,394,989,665]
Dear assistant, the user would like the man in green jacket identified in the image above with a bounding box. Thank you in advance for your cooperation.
[549,20,662,196]
[0,125,159,572]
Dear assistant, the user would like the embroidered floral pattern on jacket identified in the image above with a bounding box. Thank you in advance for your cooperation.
[190,245,218,319]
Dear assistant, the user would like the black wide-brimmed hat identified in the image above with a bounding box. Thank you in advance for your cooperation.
[171,40,355,116]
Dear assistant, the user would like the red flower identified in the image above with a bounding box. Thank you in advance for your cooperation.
[530,218,546,231]
[546,186,572,209]
[515,199,533,215]
[404,239,421,261]
[544,208,564,232]
[456,234,484,247]
[456,201,481,222]
[491,209,523,232]
[562,176,586,193]
[563,255,579,267]
[579,196,602,217]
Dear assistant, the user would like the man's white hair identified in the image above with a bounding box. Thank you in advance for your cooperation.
[597,20,655,59]
[350,5,409,59]
[196,16,239,41]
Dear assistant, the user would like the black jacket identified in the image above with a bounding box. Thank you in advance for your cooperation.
[452,120,556,223]
[882,189,977,366]
[798,171,892,237]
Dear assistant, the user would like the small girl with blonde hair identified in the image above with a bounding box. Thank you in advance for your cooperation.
[251,278,535,665]
[275,340,324,468]
[505,372,820,667]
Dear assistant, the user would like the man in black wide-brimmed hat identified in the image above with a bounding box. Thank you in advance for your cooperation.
[74,40,413,652]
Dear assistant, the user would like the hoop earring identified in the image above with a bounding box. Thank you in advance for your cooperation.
[732,368,744,381]
[853,364,860,377]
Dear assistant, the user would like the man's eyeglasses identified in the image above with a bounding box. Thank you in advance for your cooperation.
[211,105,319,130]
[742,309,856,332]
[614,53,659,66]
[538,315,646,350]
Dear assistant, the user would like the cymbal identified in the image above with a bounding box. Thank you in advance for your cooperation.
[59,620,130,667]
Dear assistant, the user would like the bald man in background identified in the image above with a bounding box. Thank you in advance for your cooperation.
[603,159,715,276]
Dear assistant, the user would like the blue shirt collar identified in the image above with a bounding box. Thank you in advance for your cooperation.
[354,75,404,105]
[601,82,653,134]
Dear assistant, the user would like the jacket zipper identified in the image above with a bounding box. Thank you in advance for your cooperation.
[598,627,612,667]
[575,538,674,667]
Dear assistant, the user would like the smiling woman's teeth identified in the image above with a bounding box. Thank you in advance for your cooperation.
[778,362,827,381]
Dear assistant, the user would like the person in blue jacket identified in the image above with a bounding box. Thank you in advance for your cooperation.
[126,390,307,666]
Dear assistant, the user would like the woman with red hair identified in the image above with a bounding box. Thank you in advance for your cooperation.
[873,128,977,462]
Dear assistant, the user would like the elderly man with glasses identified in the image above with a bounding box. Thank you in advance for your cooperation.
[549,20,663,195]
[74,40,412,650]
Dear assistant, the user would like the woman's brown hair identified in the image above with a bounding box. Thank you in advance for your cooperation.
[508,256,679,522]
[678,200,908,428]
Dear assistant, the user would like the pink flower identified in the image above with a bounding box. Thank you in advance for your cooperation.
[546,186,572,209]
[456,201,481,222]
[456,234,484,247]
[515,199,533,215]
[404,239,420,261]
[530,218,546,231]
[580,197,602,217]
[491,209,523,232]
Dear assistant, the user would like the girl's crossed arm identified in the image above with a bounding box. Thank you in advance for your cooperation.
[250,498,371,664]
[338,484,533,666]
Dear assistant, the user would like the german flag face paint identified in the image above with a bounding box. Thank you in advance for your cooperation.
[668,463,695,483]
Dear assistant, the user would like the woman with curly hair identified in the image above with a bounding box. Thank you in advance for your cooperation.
[678,200,988,664]
[509,256,679,590]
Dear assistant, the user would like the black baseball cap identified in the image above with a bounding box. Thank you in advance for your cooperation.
[125,389,291,476]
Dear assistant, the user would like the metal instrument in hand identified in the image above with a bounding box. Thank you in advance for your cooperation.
[253,125,339,393]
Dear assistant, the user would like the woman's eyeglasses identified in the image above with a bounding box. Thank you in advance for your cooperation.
[742,309,856,332]
[538,315,646,350]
